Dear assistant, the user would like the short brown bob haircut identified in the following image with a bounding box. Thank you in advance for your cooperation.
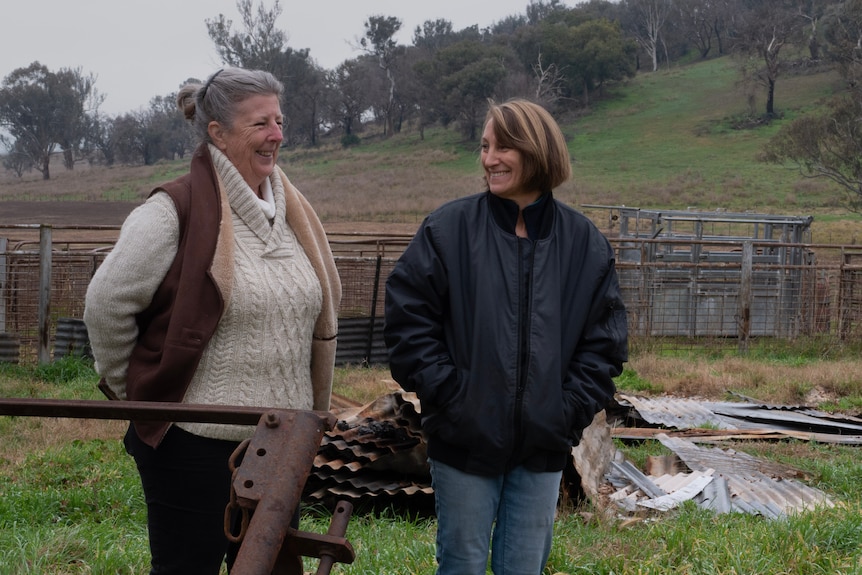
[483,99,572,193]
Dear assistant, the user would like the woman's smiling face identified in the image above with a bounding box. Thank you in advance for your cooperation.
[481,118,538,206]
[210,93,283,191]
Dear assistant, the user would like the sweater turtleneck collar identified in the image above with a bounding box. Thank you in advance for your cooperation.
[208,144,276,221]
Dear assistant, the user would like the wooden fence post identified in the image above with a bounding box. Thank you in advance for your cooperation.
[38,225,52,365]
[738,241,753,353]
[0,237,6,334]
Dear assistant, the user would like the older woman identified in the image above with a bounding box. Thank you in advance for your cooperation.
[384,99,628,575]
[84,67,341,574]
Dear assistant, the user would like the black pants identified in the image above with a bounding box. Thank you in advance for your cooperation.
[124,423,241,575]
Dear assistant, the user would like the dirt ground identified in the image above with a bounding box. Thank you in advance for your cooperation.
[0,201,417,244]
[0,201,134,244]
[1,201,137,226]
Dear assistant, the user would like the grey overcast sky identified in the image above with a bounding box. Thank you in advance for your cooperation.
[0,0,548,115]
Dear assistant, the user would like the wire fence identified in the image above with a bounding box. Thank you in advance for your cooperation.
[3,225,862,365]
[615,238,862,354]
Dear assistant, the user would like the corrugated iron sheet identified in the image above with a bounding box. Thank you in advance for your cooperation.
[615,393,862,441]
[616,394,742,430]
[607,433,834,519]
[704,402,862,435]
[304,390,434,511]
[658,434,834,516]
[308,390,845,521]
[334,317,388,366]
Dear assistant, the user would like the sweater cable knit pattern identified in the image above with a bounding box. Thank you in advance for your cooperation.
[177,146,323,440]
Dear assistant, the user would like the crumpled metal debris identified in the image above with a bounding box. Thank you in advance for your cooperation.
[305,390,843,520]
[604,393,848,519]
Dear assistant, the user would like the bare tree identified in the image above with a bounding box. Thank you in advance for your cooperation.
[627,0,673,71]
[796,0,829,61]
[360,15,403,136]
[674,0,715,59]
[206,0,286,72]
[533,54,566,106]
[734,1,800,117]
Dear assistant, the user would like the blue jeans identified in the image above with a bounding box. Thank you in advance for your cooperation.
[430,459,563,575]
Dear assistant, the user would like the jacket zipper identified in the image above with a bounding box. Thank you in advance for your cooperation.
[512,237,534,459]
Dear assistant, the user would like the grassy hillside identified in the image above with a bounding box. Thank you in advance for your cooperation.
[566,58,855,239]
[2,56,860,242]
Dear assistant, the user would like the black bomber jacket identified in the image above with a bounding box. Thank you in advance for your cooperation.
[384,191,628,476]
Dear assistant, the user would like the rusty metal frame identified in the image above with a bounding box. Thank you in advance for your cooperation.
[0,398,356,575]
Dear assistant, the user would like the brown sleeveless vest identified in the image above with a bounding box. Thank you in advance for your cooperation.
[126,144,225,447]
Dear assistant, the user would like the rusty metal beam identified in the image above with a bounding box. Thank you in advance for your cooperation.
[229,409,355,575]
[0,397,337,429]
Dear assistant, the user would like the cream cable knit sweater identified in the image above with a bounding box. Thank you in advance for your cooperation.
[85,145,323,441]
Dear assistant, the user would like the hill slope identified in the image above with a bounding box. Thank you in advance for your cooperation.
[1,56,859,242]
[291,56,858,241]
[568,57,843,213]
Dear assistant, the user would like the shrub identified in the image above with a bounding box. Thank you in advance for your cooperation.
[341,133,361,148]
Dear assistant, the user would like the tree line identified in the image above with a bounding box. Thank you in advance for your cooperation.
[0,0,855,197]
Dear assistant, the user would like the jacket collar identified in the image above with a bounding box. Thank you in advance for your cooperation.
[487,191,554,240]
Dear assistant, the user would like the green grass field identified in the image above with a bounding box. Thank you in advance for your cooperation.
[2,359,862,574]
